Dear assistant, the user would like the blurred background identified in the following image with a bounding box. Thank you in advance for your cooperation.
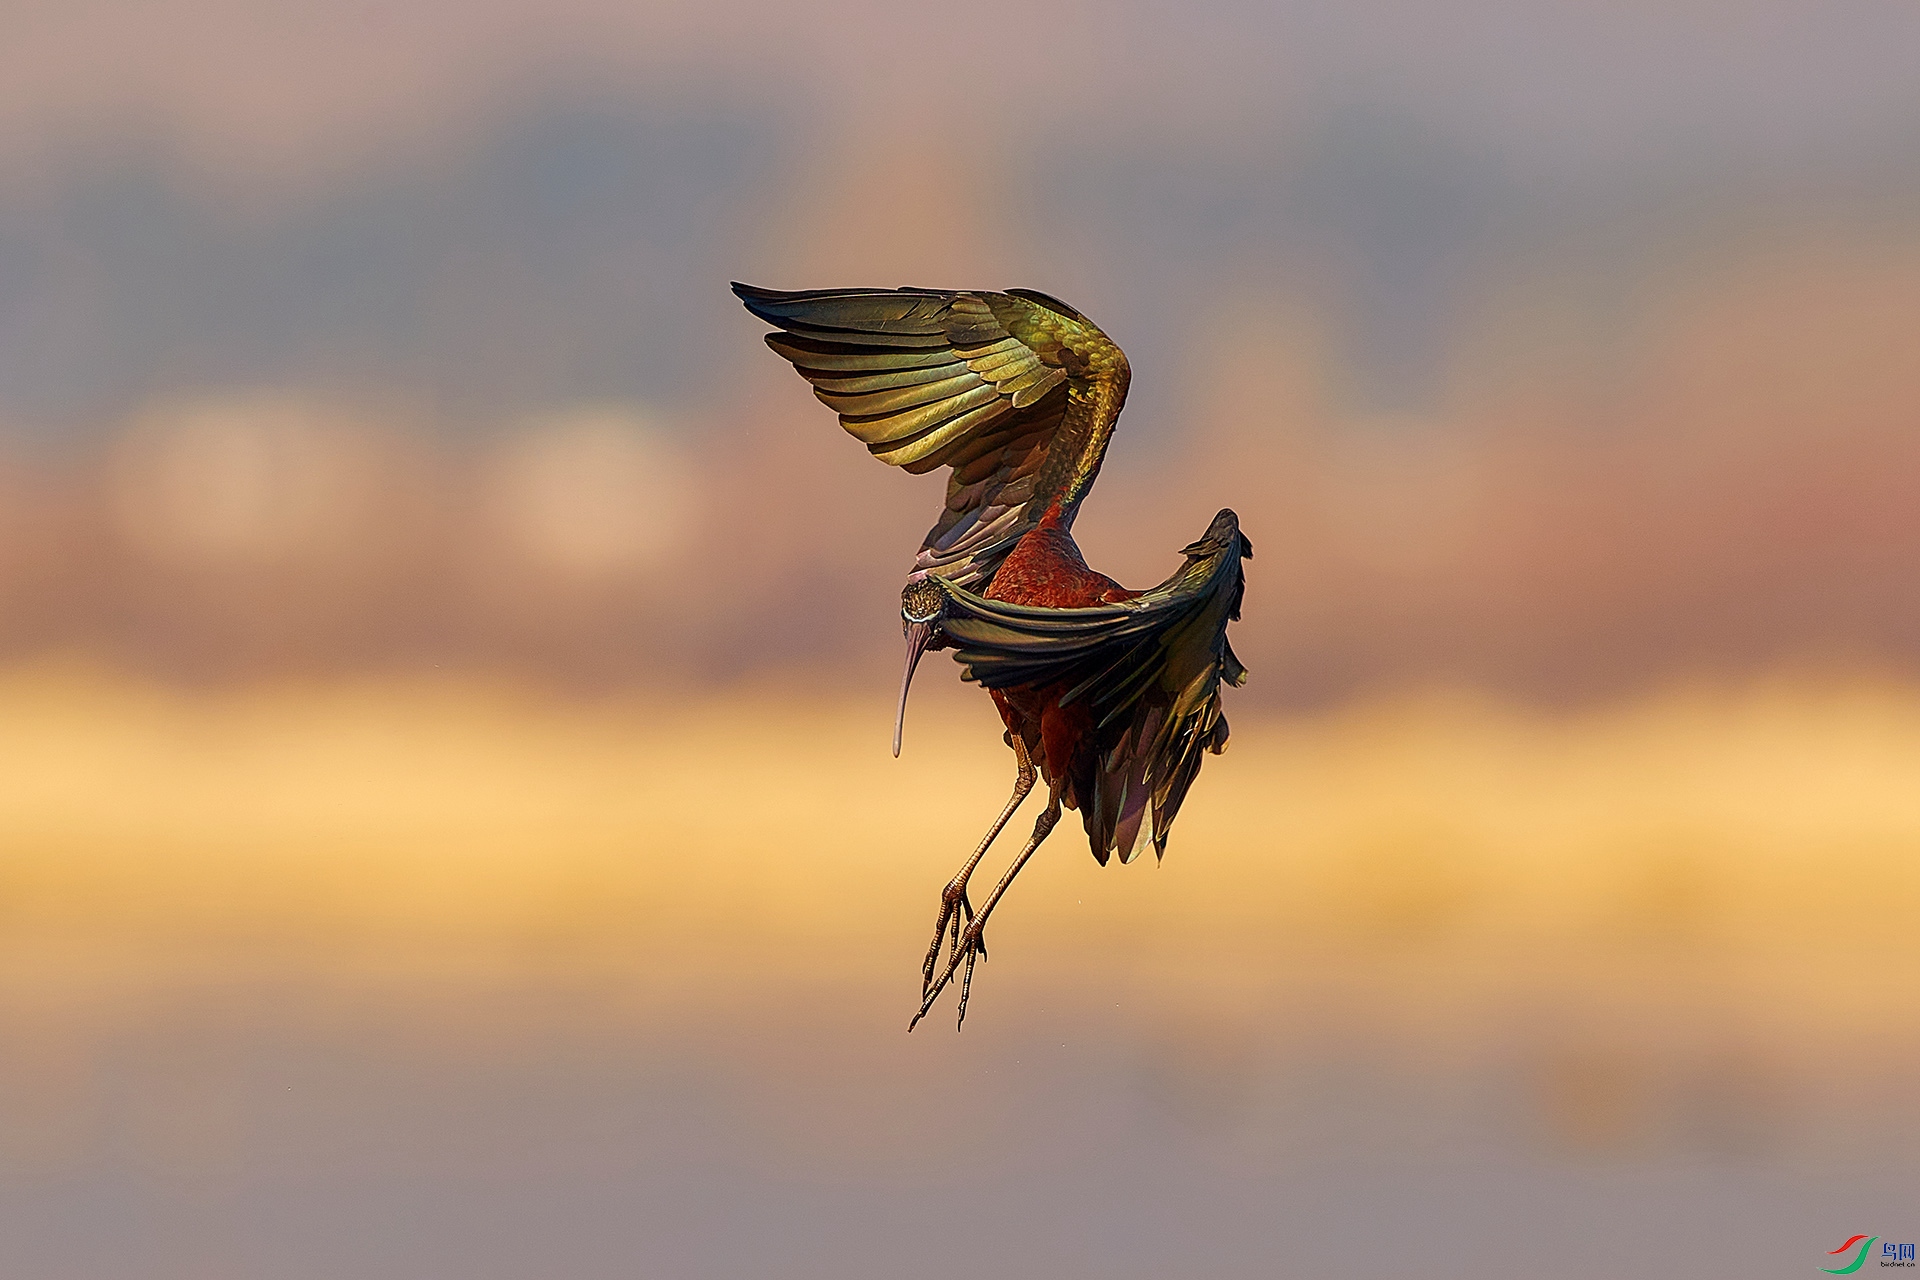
[2,1,1918,1275]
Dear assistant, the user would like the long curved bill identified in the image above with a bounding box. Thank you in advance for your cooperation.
[894,618,938,758]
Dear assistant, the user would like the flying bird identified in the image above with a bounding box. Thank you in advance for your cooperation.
[734,282,1251,1029]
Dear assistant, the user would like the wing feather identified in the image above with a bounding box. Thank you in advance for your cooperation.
[735,282,1127,586]
[875,401,1016,470]
[761,337,953,372]
[842,382,1008,445]
[932,509,1252,864]
[813,370,984,415]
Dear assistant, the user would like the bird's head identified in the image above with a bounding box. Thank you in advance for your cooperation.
[894,577,948,758]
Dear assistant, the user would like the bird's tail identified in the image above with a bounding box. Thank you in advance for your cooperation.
[1084,697,1232,865]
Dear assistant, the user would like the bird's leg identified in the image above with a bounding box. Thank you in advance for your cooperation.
[911,792,1061,1032]
[921,736,1035,996]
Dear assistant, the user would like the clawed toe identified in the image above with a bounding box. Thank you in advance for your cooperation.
[910,798,1060,1031]
[911,919,986,1032]
[920,891,987,1004]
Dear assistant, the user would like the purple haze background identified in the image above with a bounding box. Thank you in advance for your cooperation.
[1,4,1918,1278]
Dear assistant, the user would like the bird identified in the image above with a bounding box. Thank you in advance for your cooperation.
[733,282,1251,1029]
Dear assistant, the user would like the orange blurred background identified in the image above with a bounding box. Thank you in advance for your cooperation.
[1,2,1918,1276]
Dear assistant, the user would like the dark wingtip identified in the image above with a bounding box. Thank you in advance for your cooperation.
[733,281,772,325]
[1004,287,1085,321]
[733,281,793,325]
[1208,508,1252,559]
[1224,507,1252,559]
[1177,509,1249,561]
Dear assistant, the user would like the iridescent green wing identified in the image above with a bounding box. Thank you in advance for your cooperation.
[935,509,1252,864]
[734,283,1130,588]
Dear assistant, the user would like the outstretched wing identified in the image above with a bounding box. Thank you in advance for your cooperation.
[734,283,1130,588]
[935,509,1252,864]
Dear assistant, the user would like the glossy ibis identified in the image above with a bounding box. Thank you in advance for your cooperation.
[735,283,1251,1028]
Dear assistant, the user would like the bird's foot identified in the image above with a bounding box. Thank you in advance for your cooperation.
[910,917,986,1032]
[919,879,986,1000]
